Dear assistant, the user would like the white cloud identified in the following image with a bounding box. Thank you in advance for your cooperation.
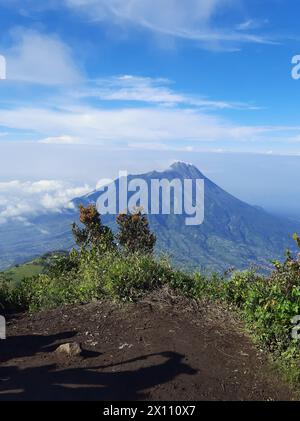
[64,0,274,49]
[236,19,269,31]
[5,29,82,85]
[39,135,81,144]
[65,0,226,24]
[0,102,298,149]
[0,180,91,224]
[75,75,258,110]
[0,1,275,50]
[0,105,255,143]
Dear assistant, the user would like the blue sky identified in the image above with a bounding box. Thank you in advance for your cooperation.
[1,0,300,221]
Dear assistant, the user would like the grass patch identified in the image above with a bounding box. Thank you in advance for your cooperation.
[2,261,45,285]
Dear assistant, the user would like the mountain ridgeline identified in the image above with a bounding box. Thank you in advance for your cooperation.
[1,162,299,272]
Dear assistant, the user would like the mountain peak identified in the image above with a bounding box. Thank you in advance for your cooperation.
[170,161,195,169]
[169,161,204,178]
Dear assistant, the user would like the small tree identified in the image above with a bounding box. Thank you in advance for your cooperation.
[72,204,114,251]
[116,209,156,255]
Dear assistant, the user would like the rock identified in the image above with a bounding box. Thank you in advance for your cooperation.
[55,342,82,357]
[118,343,133,350]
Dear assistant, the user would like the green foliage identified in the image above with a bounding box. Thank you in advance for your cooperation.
[293,233,300,248]
[167,269,221,299]
[11,250,185,311]
[0,274,15,311]
[16,273,100,312]
[45,249,80,278]
[116,209,156,255]
[208,237,300,384]
[98,253,171,301]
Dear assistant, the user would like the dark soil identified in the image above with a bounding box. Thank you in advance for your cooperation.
[0,290,296,401]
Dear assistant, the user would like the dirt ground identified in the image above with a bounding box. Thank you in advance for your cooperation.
[0,290,297,401]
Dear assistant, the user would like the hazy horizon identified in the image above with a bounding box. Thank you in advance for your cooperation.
[1,142,300,220]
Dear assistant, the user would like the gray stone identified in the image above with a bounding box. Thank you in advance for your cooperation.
[55,342,82,357]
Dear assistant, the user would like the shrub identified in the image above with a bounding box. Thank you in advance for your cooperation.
[0,275,15,311]
[72,204,115,251]
[211,238,300,383]
[100,253,171,300]
[45,249,80,278]
[17,271,102,312]
[116,210,156,255]
[12,251,169,310]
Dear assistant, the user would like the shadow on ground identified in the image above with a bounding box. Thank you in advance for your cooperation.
[0,332,197,401]
[0,331,77,363]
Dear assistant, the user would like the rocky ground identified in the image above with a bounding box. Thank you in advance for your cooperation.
[0,290,296,401]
